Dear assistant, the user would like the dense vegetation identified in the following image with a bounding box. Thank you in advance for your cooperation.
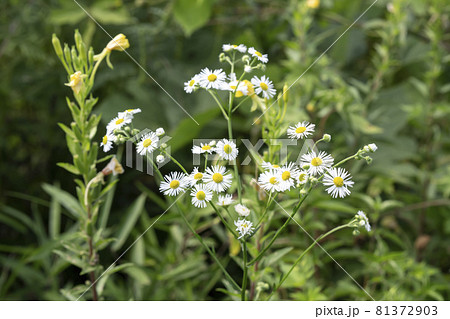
[1,0,449,300]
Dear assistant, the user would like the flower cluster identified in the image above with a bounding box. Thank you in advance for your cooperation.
[184,44,276,100]
[257,120,377,199]
[350,211,372,235]
[192,138,239,161]
[101,108,167,163]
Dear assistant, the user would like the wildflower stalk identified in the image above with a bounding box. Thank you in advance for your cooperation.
[266,223,351,300]
[248,186,312,266]
[210,202,237,238]
[147,157,241,291]
[241,241,248,301]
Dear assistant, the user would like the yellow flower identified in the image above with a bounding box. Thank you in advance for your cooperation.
[106,34,130,51]
[307,0,320,9]
[235,80,255,98]
[64,71,84,94]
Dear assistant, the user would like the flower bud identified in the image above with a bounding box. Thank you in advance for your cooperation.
[306,103,315,113]
[242,55,250,63]
[160,143,168,149]
[131,129,140,135]
[219,52,226,62]
[307,0,320,9]
[302,163,310,170]
[323,134,331,142]
[209,140,216,146]
[244,65,252,73]
[300,189,308,196]
[106,34,130,51]
[282,83,289,104]
[352,229,360,236]
[156,127,165,136]
[52,34,64,61]
[156,155,165,164]
[365,156,373,165]
[368,143,377,152]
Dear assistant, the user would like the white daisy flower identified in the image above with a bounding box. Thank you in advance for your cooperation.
[203,165,232,193]
[248,47,268,63]
[234,204,251,217]
[192,142,214,154]
[215,139,239,161]
[106,113,132,133]
[300,151,334,176]
[357,211,371,232]
[261,161,281,171]
[323,167,354,198]
[159,172,188,196]
[198,68,227,90]
[136,131,159,155]
[222,73,248,96]
[184,75,200,93]
[187,167,205,186]
[258,169,282,193]
[118,108,141,119]
[251,75,276,99]
[287,121,315,139]
[217,194,234,206]
[277,162,299,191]
[234,219,255,239]
[101,133,115,152]
[223,44,247,53]
[294,169,309,186]
[191,184,213,208]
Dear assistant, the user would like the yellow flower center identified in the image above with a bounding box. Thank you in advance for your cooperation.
[169,180,180,189]
[298,173,307,182]
[232,45,237,48]
[242,223,248,228]
[269,177,278,184]
[194,172,203,180]
[143,139,152,148]
[115,118,124,125]
[196,191,206,200]
[126,109,134,112]
[102,135,108,145]
[333,176,344,187]
[212,173,223,183]
[311,157,323,166]
[223,144,232,154]
[189,79,195,86]
[207,74,217,82]
[255,50,262,57]
[230,85,237,90]
[281,171,291,181]
[272,164,280,168]
[201,145,211,151]
[260,82,268,91]
[295,127,306,134]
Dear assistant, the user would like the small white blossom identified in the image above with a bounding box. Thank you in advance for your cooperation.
[234,219,255,239]
[234,204,250,217]
[217,194,234,206]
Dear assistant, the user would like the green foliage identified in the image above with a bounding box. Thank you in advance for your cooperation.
[1,0,449,301]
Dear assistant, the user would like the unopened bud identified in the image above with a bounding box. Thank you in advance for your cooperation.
[323,134,331,142]
[156,155,165,164]
[282,83,289,103]
[160,143,168,149]
[365,156,373,164]
[300,189,308,196]
[302,163,310,170]
[219,52,226,62]
[209,140,216,146]
[242,55,250,63]
[131,129,140,135]
[156,127,165,136]
[352,229,360,236]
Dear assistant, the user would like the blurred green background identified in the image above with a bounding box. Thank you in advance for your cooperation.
[1,0,449,300]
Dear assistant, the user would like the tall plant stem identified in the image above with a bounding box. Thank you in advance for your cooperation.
[266,224,350,300]
[248,186,312,266]
[241,241,248,301]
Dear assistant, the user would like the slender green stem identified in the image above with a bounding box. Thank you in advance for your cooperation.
[333,154,357,168]
[210,202,237,238]
[248,186,312,266]
[255,192,275,228]
[163,151,188,174]
[204,154,208,171]
[232,95,251,113]
[241,241,248,301]
[207,90,229,120]
[266,224,350,300]
[175,202,241,291]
